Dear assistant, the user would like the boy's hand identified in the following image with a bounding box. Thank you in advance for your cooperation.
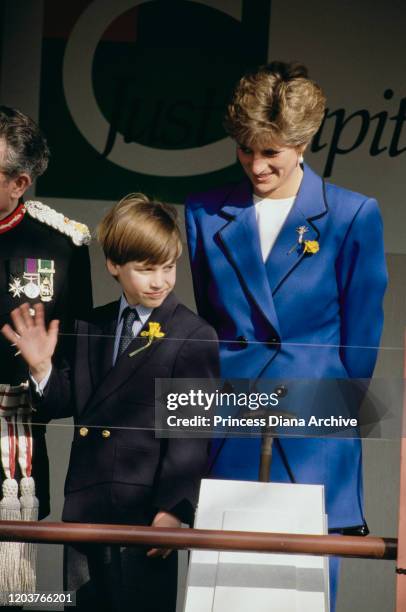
[1,303,59,382]
[147,511,181,558]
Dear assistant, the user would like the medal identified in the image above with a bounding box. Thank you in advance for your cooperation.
[23,281,40,299]
[8,258,55,302]
[8,278,24,298]
[38,259,55,302]
[22,258,41,299]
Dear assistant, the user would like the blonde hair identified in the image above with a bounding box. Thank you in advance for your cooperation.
[224,61,326,148]
[97,193,182,265]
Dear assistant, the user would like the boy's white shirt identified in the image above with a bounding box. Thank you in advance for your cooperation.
[31,294,153,395]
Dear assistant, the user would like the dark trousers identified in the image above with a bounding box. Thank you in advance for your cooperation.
[64,544,178,612]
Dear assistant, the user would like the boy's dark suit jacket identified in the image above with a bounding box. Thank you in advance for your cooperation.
[33,292,219,527]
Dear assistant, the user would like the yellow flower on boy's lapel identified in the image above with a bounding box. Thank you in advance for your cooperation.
[303,240,320,255]
[129,322,165,357]
[141,322,165,339]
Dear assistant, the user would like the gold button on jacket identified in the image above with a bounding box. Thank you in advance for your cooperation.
[79,427,88,437]
[102,429,111,439]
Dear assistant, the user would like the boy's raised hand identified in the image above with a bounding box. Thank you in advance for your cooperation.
[1,303,59,382]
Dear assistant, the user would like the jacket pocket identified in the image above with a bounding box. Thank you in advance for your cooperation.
[65,438,115,493]
[110,446,161,523]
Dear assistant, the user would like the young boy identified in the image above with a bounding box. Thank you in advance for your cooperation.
[2,193,219,612]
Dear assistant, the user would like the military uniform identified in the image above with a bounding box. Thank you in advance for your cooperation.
[0,200,92,600]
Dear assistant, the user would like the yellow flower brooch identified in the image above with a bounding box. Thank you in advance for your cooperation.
[129,322,165,357]
[303,240,320,254]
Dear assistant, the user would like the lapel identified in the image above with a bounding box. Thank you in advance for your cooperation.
[88,301,118,397]
[216,180,281,336]
[265,163,328,294]
[83,292,179,417]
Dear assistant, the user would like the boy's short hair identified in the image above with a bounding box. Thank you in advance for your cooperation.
[97,193,182,265]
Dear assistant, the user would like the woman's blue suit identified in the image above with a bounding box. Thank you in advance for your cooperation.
[185,163,387,531]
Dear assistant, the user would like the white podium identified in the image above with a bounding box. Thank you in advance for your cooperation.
[184,479,329,612]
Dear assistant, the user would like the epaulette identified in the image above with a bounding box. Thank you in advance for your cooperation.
[24,201,91,246]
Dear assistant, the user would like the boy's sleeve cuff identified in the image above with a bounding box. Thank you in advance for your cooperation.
[29,366,53,396]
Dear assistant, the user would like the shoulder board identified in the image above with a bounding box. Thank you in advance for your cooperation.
[24,201,91,246]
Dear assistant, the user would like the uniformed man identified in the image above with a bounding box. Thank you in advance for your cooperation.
[0,106,92,601]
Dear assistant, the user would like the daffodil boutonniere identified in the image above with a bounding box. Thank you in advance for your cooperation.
[129,322,165,357]
[303,240,320,255]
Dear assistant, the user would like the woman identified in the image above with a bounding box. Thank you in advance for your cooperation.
[185,61,387,610]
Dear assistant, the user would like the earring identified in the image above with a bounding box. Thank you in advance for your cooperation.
[298,153,304,164]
